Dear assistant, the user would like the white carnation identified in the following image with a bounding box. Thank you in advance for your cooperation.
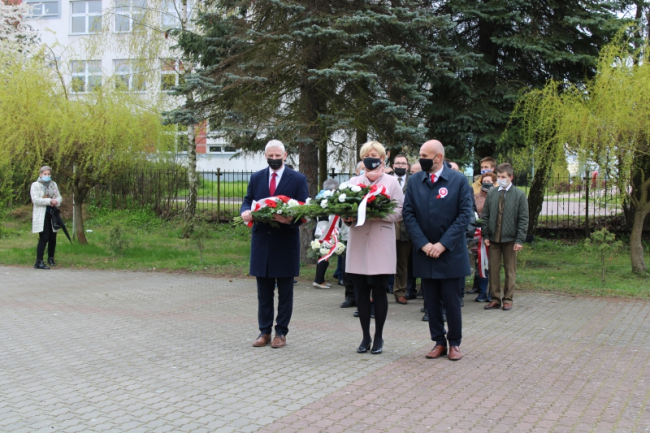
[276,209,283,215]
[350,185,361,193]
[310,240,321,250]
[320,199,328,209]
[323,190,332,197]
[319,247,330,255]
[338,193,347,202]
[335,242,346,254]
[305,198,312,204]
[338,182,349,190]
[288,199,299,207]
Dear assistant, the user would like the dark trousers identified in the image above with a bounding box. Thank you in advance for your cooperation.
[256,276,293,336]
[36,209,57,262]
[340,253,355,300]
[406,250,417,295]
[394,240,411,298]
[422,277,462,347]
[314,260,329,284]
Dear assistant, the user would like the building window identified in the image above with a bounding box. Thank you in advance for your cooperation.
[161,58,183,91]
[224,146,236,153]
[114,60,145,91]
[71,60,101,92]
[114,0,145,32]
[161,0,193,30]
[70,1,102,34]
[26,0,60,17]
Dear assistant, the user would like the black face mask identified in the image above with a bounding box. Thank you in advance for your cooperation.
[481,183,494,190]
[419,158,434,173]
[267,158,283,170]
[394,168,407,177]
[363,157,382,172]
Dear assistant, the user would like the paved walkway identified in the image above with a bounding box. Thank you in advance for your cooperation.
[1,266,650,433]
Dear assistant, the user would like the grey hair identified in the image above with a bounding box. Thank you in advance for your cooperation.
[356,161,364,169]
[40,166,52,174]
[323,178,339,190]
[265,139,285,153]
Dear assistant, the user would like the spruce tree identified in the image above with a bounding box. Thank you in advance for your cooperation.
[175,0,464,194]
[427,0,625,167]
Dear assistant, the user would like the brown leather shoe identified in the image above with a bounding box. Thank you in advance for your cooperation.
[271,334,286,348]
[484,301,501,310]
[448,346,463,361]
[395,296,408,304]
[425,345,448,359]
[252,334,271,347]
[502,303,512,311]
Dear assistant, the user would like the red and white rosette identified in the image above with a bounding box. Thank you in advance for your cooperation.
[474,227,489,278]
[437,187,448,199]
[317,216,341,263]
[355,184,389,227]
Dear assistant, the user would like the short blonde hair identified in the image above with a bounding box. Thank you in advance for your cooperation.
[359,141,386,160]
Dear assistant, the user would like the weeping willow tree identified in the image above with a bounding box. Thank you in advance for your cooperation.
[511,34,650,274]
[0,48,175,243]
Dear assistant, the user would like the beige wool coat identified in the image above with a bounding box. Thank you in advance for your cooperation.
[31,181,63,233]
[344,172,404,276]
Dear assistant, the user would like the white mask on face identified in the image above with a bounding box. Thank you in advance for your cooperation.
[497,179,510,188]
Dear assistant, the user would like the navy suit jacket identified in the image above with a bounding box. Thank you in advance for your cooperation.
[402,165,473,279]
[240,167,309,278]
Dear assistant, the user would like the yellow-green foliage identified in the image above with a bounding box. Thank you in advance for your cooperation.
[512,31,650,189]
[0,48,176,201]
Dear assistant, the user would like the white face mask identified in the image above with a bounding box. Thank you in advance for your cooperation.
[497,178,510,188]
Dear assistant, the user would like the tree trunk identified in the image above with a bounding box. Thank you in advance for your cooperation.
[356,127,367,161]
[182,123,197,237]
[526,163,551,237]
[72,183,88,245]
[630,206,649,274]
[318,140,327,190]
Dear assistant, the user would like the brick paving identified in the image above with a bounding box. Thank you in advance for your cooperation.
[1,266,650,432]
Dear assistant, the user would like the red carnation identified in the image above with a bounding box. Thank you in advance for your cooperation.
[276,195,290,203]
[367,195,377,203]
[265,199,278,208]
[358,184,368,189]
[254,203,262,211]
[380,192,390,199]
[369,185,378,193]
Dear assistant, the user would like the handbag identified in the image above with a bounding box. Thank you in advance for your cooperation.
[314,219,329,239]
[50,207,63,230]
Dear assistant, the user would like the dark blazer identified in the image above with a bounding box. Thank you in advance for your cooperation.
[402,165,473,279]
[241,167,309,278]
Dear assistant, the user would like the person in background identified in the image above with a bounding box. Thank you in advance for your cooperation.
[448,161,461,172]
[472,172,497,302]
[240,140,309,349]
[482,163,529,311]
[355,161,365,176]
[392,154,412,305]
[338,219,356,308]
[410,163,421,174]
[472,157,497,194]
[343,141,404,355]
[31,166,63,270]
[313,178,340,289]
[403,140,473,361]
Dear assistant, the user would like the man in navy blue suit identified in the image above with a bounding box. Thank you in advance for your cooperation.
[403,140,473,361]
[240,140,309,349]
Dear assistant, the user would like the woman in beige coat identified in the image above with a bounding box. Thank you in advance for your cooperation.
[343,141,404,354]
[31,166,63,269]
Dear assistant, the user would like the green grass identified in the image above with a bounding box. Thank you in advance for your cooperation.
[178,180,248,198]
[1,207,648,296]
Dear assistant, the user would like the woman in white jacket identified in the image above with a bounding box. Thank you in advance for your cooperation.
[31,166,63,269]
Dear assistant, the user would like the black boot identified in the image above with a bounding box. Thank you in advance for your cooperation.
[340,297,356,308]
[34,261,50,270]
[47,257,57,267]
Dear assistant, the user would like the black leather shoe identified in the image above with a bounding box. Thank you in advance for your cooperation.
[47,258,56,266]
[357,339,371,353]
[387,286,394,294]
[353,310,359,317]
[340,298,355,308]
[420,307,425,312]
[465,287,479,294]
[371,339,383,355]
[422,311,428,321]
[34,261,50,270]
[405,292,418,300]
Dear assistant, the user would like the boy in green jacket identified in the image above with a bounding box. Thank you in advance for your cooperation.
[482,163,529,311]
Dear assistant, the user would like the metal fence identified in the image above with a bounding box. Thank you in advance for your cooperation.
[14,170,632,230]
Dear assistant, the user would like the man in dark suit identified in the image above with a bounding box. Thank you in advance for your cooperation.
[403,140,473,361]
[240,140,309,349]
